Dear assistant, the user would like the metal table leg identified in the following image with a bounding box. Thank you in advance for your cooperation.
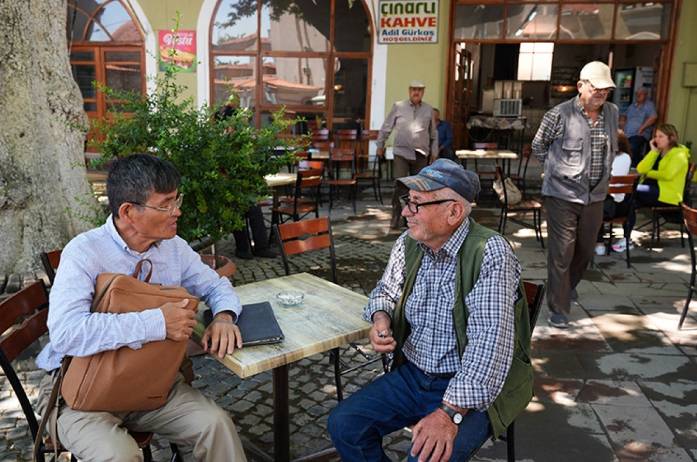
[274,365,290,462]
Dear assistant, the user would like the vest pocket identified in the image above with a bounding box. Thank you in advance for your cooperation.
[491,353,533,433]
[561,139,583,168]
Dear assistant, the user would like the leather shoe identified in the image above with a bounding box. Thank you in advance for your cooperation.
[253,248,277,258]
[235,249,254,260]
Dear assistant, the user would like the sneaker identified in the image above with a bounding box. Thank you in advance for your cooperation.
[611,239,635,253]
[548,313,570,329]
[594,243,607,256]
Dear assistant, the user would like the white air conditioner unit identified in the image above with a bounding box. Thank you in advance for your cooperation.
[493,99,522,117]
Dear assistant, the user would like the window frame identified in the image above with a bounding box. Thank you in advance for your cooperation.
[209,0,374,129]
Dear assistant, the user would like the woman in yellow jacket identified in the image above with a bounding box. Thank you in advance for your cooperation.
[615,123,690,252]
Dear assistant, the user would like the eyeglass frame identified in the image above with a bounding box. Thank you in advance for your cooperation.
[400,194,455,214]
[130,194,184,216]
[581,80,612,95]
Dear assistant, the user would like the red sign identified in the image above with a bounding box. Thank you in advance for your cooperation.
[158,30,196,72]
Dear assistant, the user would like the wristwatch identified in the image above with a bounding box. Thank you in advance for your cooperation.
[439,403,464,425]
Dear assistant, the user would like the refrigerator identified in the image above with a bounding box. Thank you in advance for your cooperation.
[612,67,654,113]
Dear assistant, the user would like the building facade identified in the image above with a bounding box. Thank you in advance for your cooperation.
[68,0,697,152]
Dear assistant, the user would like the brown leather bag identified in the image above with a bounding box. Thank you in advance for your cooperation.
[60,259,199,412]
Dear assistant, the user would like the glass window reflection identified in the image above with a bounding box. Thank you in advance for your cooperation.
[334,1,371,52]
[615,3,671,40]
[213,56,257,107]
[559,4,613,40]
[262,57,326,106]
[453,5,504,40]
[212,0,258,52]
[260,1,330,52]
[506,4,559,40]
[333,58,368,126]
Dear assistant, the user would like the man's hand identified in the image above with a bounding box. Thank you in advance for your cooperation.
[410,408,459,462]
[369,311,396,353]
[376,146,385,158]
[201,311,242,358]
[160,299,196,341]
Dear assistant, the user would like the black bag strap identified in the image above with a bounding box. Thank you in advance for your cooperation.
[33,358,71,461]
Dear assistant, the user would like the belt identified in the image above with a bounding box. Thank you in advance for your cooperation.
[423,371,456,379]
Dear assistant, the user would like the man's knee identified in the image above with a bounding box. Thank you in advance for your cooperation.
[63,430,143,462]
[328,402,352,442]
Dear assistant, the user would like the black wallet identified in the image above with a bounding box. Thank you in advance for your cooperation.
[203,301,284,346]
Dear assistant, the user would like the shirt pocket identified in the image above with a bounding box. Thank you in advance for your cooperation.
[561,138,583,167]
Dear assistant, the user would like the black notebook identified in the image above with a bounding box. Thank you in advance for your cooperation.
[204,302,284,346]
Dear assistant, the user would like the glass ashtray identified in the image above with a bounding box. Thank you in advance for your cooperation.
[276,290,304,306]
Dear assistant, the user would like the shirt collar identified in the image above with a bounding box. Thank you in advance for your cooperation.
[575,96,604,123]
[418,218,470,259]
[105,214,158,256]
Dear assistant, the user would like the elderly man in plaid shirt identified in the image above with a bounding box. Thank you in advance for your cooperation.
[328,159,533,462]
[532,61,619,329]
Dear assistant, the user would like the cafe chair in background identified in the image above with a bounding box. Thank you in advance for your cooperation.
[327,146,358,214]
[274,217,383,401]
[355,129,383,204]
[272,166,324,224]
[649,163,695,249]
[39,250,61,286]
[495,166,544,249]
[0,281,157,462]
[679,203,697,329]
[600,174,639,268]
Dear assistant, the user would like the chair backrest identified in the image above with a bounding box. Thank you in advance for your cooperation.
[682,203,697,236]
[40,250,61,285]
[607,173,639,195]
[275,217,337,283]
[522,281,545,330]
[310,128,330,142]
[334,129,357,141]
[360,129,379,141]
[0,281,50,441]
[298,160,324,171]
[684,163,696,205]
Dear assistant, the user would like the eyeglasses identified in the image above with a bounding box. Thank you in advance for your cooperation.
[400,195,454,214]
[583,81,611,95]
[130,194,183,216]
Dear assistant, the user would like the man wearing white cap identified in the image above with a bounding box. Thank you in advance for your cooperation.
[376,80,439,229]
[532,61,619,328]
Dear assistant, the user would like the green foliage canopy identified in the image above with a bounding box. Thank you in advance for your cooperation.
[93,68,304,244]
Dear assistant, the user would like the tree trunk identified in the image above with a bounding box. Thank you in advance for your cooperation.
[0,0,97,273]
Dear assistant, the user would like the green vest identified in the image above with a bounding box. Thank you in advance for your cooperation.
[391,219,533,439]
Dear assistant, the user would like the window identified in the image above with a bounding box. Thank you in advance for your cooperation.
[210,0,373,129]
[67,0,144,121]
[517,42,554,81]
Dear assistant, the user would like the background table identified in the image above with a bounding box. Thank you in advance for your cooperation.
[455,149,518,176]
[197,273,370,461]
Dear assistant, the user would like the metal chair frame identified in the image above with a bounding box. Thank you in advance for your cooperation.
[601,174,640,268]
[679,203,697,329]
[495,166,544,249]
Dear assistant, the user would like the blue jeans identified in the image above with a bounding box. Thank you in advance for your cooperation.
[328,362,490,461]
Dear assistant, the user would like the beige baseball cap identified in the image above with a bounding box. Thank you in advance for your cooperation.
[409,80,426,88]
[579,61,616,89]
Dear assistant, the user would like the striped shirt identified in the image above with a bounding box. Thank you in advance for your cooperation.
[36,216,241,372]
[364,219,521,411]
[532,96,607,187]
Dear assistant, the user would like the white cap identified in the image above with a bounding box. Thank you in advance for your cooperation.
[579,61,616,89]
[409,80,426,88]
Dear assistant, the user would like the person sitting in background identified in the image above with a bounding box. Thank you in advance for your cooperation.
[595,132,633,255]
[624,88,657,166]
[435,108,455,160]
[614,123,690,252]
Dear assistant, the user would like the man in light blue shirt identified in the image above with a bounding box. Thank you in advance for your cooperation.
[36,154,247,461]
[624,87,657,166]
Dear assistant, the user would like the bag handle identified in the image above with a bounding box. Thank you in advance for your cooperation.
[132,259,153,282]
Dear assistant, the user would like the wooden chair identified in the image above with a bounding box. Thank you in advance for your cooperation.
[679,203,697,329]
[327,147,358,214]
[509,144,532,197]
[275,218,383,401]
[601,174,639,268]
[272,167,323,224]
[355,129,383,203]
[493,281,546,462]
[495,167,544,248]
[649,163,695,248]
[0,282,155,462]
[39,250,61,285]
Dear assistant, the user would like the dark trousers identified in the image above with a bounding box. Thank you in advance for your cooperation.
[391,154,429,228]
[596,195,632,242]
[545,197,604,315]
[629,136,648,167]
[233,205,269,253]
[328,361,490,462]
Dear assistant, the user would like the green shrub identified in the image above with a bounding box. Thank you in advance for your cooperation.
[93,66,304,244]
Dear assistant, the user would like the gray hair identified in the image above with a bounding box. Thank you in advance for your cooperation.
[434,187,472,216]
[107,154,181,218]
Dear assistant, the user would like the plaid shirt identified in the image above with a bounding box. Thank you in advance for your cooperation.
[364,219,521,411]
[532,96,606,187]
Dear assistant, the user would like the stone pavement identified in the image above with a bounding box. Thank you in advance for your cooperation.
[2,190,697,461]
